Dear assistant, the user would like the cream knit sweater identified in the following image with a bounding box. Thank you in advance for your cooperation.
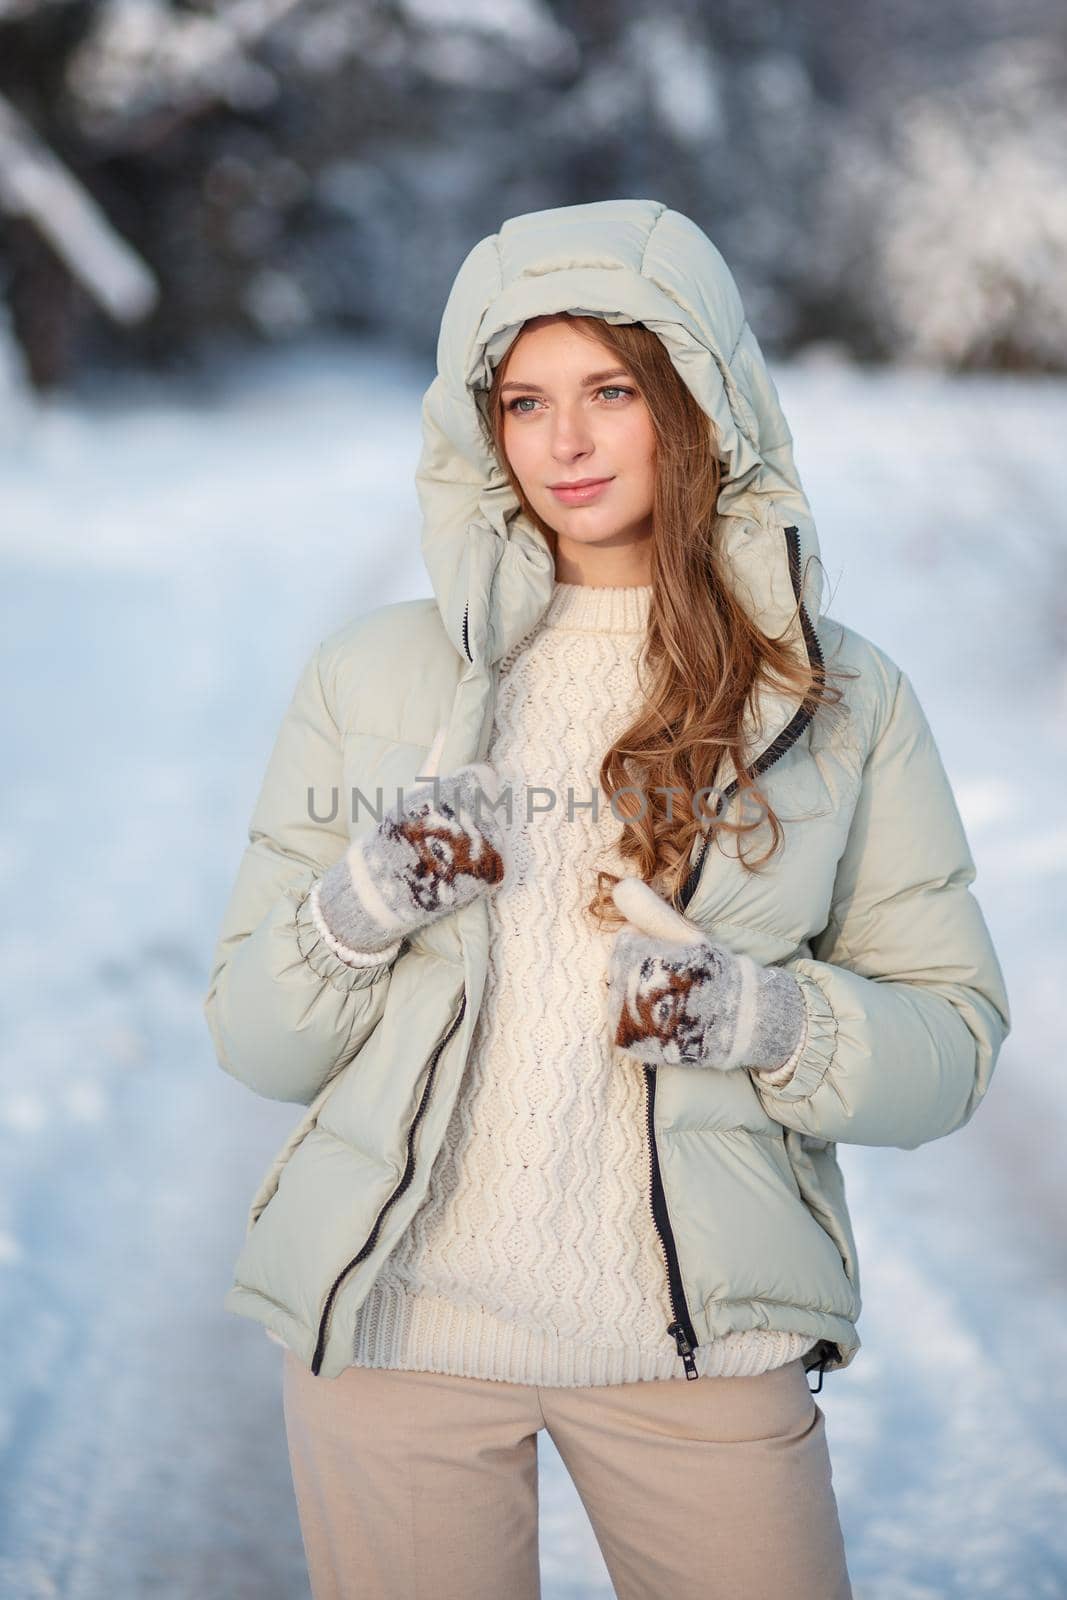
[349,579,818,1386]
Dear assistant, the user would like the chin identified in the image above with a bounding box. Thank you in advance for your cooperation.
[540,510,630,538]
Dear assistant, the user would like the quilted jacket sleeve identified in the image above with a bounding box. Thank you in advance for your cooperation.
[202,639,402,1106]
[750,665,1011,1149]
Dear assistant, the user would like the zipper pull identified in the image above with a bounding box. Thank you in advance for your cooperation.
[667,1321,699,1380]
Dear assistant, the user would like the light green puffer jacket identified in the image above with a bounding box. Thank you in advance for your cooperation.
[203,199,1011,1383]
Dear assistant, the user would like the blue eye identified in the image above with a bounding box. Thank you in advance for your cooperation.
[504,386,634,414]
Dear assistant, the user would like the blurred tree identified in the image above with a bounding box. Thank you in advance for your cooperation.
[0,0,1063,389]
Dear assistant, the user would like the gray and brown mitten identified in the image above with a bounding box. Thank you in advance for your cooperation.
[606,876,806,1076]
[310,760,507,965]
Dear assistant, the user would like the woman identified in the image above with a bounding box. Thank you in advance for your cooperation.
[203,199,1011,1599]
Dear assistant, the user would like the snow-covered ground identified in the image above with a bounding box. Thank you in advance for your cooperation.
[0,334,1064,1598]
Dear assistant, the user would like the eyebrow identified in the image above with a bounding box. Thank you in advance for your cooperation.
[499,368,633,394]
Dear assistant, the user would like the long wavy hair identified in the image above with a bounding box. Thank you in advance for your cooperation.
[482,313,853,934]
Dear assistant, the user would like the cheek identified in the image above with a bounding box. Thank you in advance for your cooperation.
[617,416,659,496]
[619,413,657,489]
[501,423,541,490]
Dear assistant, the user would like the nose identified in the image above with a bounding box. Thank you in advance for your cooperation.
[549,402,595,462]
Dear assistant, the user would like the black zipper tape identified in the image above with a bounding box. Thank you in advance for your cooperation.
[311,990,468,1376]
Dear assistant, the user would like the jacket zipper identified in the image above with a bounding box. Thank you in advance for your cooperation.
[462,601,473,662]
[647,523,825,1380]
[310,988,468,1376]
[644,1061,701,1377]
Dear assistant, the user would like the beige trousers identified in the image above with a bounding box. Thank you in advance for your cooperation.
[281,1349,853,1600]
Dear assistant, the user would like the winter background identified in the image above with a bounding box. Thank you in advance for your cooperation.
[1,2,1066,1597]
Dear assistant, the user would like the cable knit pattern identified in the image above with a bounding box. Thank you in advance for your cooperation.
[350,580,818,1385]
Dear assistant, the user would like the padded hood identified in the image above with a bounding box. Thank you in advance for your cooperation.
[414,197,825,776]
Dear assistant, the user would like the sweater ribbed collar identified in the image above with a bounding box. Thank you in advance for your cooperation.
[539,579,652,635]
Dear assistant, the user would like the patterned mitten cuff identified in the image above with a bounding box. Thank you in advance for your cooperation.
[751,1001,809,1086]
[609,928,806,1072]
[313,763,506,956]
[306,881,404,970]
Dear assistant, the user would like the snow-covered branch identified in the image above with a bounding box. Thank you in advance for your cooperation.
[0,91,157,322]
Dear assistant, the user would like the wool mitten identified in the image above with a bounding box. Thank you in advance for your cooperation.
[606,876,806,1073]
[310,760,507,962]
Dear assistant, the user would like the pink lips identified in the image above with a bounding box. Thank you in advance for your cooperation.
[549,477,614,504]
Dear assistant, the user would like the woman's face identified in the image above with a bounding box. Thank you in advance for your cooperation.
[498,315,656,560]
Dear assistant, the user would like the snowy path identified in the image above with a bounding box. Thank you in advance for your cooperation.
[0,340,1063,1597]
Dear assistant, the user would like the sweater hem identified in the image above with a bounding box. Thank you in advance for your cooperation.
[350,1281,818,1387]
